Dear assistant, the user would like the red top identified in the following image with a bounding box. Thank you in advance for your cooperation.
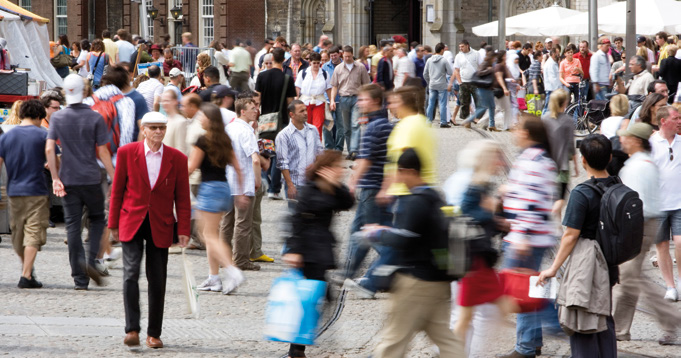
[573,52,592,80]
[108,141,191,248]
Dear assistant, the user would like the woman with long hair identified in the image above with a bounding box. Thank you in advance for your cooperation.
[282,150,354,358]
[462,50,498,130]
[58,34,71,56]
[189,53,213,88]
[209,40,229,85]
[358,45,371,72]
[4,100,23,125]
[545,89,578,204]
[86,39,109,89]
[622,92,668,131]
[188,103,246,295]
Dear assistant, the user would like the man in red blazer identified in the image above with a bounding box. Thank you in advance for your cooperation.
[109,111,191,350]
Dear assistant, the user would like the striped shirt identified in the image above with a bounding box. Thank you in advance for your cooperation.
[275,121,323,187]
[503,146,558,247]
[357,109,393,189]
[226,118,259,196]
[528,60,542,82]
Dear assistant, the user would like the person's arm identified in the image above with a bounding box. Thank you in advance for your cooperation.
[455,67,462,84]
[559,65,570,88]
[423,61,430,86]
[174,152,191,247]
[230,151,245,203]
[374,195,427,248]
[108,147,128,241]
[537,227,581,285]
[153,96,161,112]
[97,145,115,185]
[330,86,338,111]
[349,159,371,195]
[251,152,261,191]
[187,145,203,175]
[281,169,296,199]
[496,71,509,96]
[45,139,65,197]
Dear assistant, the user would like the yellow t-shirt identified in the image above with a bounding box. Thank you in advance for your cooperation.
[371,53,384,68]
[385,114,437,196]
[658,43,669,66]
[103,38,118,62]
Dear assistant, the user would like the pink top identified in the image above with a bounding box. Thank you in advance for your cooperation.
[144,141,164,188]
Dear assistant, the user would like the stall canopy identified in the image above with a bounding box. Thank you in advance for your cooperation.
[0,8,62,88]
[539,0,681,36]
[472,5,583,37]
[0,0,49,23]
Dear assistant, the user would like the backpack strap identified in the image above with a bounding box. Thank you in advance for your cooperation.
[581,176,621,197]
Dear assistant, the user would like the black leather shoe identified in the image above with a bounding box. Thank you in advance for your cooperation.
[18,276,43,289]
[440,123,452,128]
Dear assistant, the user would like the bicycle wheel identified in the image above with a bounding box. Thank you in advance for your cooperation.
[574,114,591,137]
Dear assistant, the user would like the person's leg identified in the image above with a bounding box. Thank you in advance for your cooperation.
[122,224,145,334]
[426,88,437,123]
[250,184,265,259]
[438,90,449,125]
[656,212,676,288]
[217,210,236,270]
[9,196,27,263]
[423,281,465,357]
[145,224,169,339]
[543,91,552,114]
[349,96,361,154]
[462,89,486,125]
[459,83,473,119]
[345,188,369,278]
[373,274,425,358]
[481,90,497,128]
[311,104,325,140]
[62,186,89,286]
[82,184,105,270]
[338,96,352,153]
[332,95,345,151]
[232,195,256,267]
[20,196,49,279]
[671,210,681,283]
[270,159,282,195]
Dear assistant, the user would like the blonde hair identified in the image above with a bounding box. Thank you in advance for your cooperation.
[470,140,503,185]
[609,94,629,116]
[4,100,23,125]
[636,46,648,61]
[196,53,212,74]
[549,89,569,119]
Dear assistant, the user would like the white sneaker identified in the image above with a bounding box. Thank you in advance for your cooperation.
[343,278,375,299]
[197,276,222,292]
[105,247,122,261]
[664,287,678,301]
[267,193,283,200]
[222,266,244,295]
[94,259,110,276]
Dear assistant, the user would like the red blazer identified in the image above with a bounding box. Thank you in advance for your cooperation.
[108,141,191,248]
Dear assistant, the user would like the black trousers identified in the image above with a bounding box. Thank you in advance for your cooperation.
[122,215,169,338]
[289,263,328,357]
[569,315,617,358]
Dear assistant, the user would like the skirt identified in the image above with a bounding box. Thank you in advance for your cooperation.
[457,256,504,307]
[195,181,232,213]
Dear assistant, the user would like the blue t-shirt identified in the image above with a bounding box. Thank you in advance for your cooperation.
[357,109,393,189]
[0,125,49,196]
[125,89,149,141]
[88,52,109,86]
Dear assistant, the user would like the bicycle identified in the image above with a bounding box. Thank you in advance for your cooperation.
[564,79,591,136]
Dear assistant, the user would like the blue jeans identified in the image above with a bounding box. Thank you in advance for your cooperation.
[265,155,282,194]
[463,88,496,128]
[339,96,360,153]
[323,109,336,150]
[543,91,553,114]
[502,242,561,356]
[593,84,610,101]
[427,89,449,125]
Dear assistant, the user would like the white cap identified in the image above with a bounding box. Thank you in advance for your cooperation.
[545,37,553,43]
[169,68,183,78]
[63,74,85,105]
[140,112,168,126]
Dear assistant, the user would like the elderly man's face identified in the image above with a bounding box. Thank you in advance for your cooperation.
[291,45,302,60]
[629,59,641,73]
[143,124,167,144]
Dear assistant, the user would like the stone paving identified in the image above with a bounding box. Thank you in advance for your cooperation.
[0,125,678,357]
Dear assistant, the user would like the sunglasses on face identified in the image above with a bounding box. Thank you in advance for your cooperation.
[148,126,167,131]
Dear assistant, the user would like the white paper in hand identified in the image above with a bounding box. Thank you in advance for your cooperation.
[529,276,558,299]
[181,250,200,318]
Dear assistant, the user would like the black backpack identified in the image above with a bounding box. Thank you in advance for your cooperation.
[582,177,644,266]
[301,68,327,81]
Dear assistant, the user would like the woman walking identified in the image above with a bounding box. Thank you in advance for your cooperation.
[86,39,109,90]
[189,103,246,295]
[462,51,499,131]
[295,52,332,139]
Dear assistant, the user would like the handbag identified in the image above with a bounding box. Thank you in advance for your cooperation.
[526,94,544,116]
[50,53,72,68]
[258,74,290,140]
[493,87,505,98]
[469,71,494,88]
[447,214,488,279]
[499,268,549,313]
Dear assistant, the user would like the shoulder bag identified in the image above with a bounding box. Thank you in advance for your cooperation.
[258,74,290,140]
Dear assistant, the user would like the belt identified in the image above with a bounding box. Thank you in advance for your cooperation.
[340,95,357,98]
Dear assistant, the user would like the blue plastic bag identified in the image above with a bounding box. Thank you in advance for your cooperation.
[263,269,327,345]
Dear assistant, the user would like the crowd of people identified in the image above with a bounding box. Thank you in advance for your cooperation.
[2,28,681,358]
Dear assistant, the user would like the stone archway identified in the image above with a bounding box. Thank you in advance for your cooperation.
[508,0,569,16]
[300,0,326,45]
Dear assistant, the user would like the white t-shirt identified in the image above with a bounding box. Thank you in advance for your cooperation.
[137,78,164,112]
[225,118,259,196]
[650,132,681,211]
[454,50,480,82]
[599,116,624,139]
[394,56,415,89]
[77,51,89,78]
[220,107,237,127]
[117,40,135,63]
[294,68,332,105]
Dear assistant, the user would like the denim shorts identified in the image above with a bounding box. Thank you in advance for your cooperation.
[656,209,681,244]
[196,181,233,213]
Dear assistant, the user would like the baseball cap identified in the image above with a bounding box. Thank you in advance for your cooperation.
[637,36,647,43]
[63,74,85,105]
[545,37,553,43]
[617,122,654,141]
[212,85,237,99]
[140,112,168,126]
[599,38,611,45]
[169,68,183,78]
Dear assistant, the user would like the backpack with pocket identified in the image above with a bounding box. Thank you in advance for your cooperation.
[91,93,124,156]
[582,177,644,266]
[443,213,489,279]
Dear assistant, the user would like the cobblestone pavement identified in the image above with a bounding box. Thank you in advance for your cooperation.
[0,124,677,357]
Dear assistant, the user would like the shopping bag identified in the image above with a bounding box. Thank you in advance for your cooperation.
[526,94,544,117]
[499,268,548,313]
[180,249,200,318]
[263,269,327,345]
[517,97,527,111]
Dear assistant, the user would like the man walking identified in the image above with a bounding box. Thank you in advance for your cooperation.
[453,40,481,120]
[650,106,681,301]
[275,100,323,204]
[137,65,164,112]
[375,46,394,91]
[229,41,252,93]
[613,122,681,345]
[322,45,343,150]
[424,42,453,128]
[109,112,191,350]
[0,100,50,288]
[116,29,135,64]
[394,48,414,89]
[46,74,115,290]
[543,48,562,113]
[590,38,612,101]
[330,45,371,160]
[283,43,309,82]
[256,47,297,200]
[220,98,262,271]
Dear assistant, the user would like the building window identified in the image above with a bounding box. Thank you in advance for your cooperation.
[55,0,67,36]
[20,0,31,11]
[201,0,214,47]
[147,5,155,41]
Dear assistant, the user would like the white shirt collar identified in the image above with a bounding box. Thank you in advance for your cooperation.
[144,140,164,155]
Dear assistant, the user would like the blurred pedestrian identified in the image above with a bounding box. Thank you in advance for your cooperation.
[461,50,497,131]
[160,89,190,156]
